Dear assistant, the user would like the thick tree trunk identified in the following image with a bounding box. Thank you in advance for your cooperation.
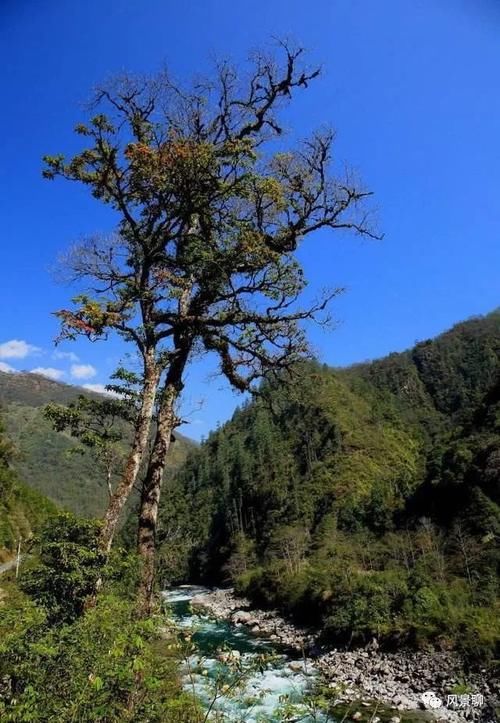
[136,342,190,616]
[136,383,178,615]
[99,350,159,554]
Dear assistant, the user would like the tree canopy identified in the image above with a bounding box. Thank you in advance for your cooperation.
[44,42,378,611]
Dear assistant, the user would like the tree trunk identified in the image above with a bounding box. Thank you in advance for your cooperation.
[99,351,159,554]
[136,386,176,615]
[136,344,190,616]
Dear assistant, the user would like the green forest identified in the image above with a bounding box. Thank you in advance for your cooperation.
[0,371,194,517]
[0,416,56,558]
[158,310,500,660]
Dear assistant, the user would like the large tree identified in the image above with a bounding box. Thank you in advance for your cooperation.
[44,43,379,612]
[51,236,169,554]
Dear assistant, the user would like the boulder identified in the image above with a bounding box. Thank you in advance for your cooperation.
[393,694,415,710]
[190,594,208,606]
[231,610,253,624]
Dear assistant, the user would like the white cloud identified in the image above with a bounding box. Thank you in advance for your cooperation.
[30,367,65,381]
[53,350,79,362]
[0,339,41,359]
[70,363,97,380]
[0,362,16,373]
[82,383,119,398]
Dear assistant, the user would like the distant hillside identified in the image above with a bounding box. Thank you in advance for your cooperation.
[0,371,90,407]
[348,308,500,426]
[0,480,56,563]
[162,310,500,661]
[0,415,56,561]
[0,372,195,517]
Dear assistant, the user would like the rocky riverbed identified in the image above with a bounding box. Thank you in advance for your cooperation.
[189,587,498,722]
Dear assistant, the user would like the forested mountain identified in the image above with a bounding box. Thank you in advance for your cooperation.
[0,372,194,517]
[1,311,498,657]
[159,310,500,660]
[0,416,55,561]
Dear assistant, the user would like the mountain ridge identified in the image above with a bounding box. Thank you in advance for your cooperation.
[0,370,195,517]
[159,309,500,660]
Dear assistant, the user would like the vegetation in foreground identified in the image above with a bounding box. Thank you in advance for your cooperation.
[0,406,195,721]
[0,511,203,721]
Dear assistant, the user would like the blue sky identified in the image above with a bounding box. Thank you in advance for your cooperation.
[0,0,499,439]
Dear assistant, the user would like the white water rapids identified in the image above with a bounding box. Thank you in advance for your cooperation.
[162,586,328,722]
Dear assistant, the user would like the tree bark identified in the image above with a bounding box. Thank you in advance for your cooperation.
[99,350,160,554]
[136,345,190,616]
[136,385,177,615]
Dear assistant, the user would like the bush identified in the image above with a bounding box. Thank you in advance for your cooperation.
[0,592,196,722]
[323,570,408,644]
[402,579,500,661]
[0,510,201,721]
[19,512,105,623]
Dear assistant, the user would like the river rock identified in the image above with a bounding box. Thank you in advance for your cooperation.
[394,694,416,710]
[179,587,497,722]
[231,610,253,624]
[190,594,208,607]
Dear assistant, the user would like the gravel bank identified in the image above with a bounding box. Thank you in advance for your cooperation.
[188,587,498,722]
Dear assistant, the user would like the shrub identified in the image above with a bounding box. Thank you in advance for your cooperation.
[0,592,196,722]
[19,512,105,623]
[323,570,408,643]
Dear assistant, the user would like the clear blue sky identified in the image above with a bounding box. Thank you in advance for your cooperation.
[1,0,499,439]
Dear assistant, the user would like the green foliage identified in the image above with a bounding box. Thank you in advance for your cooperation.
[0,510,197,721]
[44,395,127,451]
[20,512,105,623]
[323,570,408,642]
[0,412,56,558]
[164,311,500,662]
[0,370,194,516]
[0,592,195,722]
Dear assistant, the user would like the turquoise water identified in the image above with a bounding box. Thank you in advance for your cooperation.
[162,586,326,722]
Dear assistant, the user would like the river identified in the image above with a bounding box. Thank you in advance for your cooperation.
[162,585,327,722]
